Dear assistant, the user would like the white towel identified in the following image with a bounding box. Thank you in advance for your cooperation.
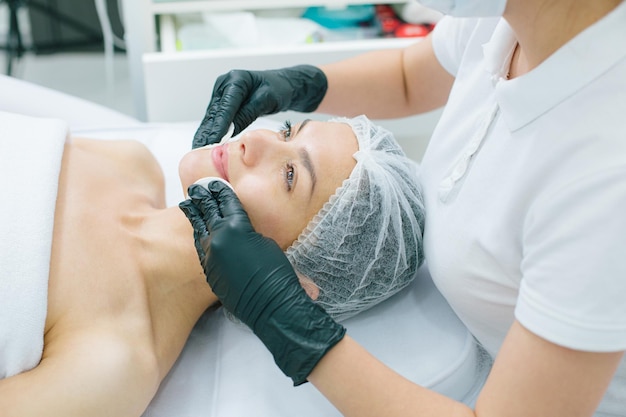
[0,111,68,378]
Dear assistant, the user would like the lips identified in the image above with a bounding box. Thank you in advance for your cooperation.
[212,144,229,181]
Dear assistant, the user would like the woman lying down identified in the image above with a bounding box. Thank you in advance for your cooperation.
[0,113,424,416]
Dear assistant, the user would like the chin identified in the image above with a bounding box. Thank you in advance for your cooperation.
[178,149,217,195]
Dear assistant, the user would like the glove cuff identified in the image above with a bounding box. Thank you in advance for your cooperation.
[255,297,346,385]
[285,65,328,113]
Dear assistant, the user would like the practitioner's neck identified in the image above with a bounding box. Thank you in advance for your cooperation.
[504,0,621,77]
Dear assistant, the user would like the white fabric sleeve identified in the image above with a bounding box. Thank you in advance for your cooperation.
[431,17,481,77]
[518,166,626,352]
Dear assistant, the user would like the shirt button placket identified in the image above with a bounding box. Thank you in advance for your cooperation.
[439,103,500,203]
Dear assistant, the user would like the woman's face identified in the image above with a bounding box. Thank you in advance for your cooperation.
[179,120,358,249]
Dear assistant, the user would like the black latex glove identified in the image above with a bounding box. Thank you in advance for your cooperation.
[179,182,346,385]
[192,65,328,148]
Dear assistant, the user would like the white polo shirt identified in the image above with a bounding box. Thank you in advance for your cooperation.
[421,3,626,414]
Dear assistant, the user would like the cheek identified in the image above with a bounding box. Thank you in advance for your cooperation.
[236,178,304,249]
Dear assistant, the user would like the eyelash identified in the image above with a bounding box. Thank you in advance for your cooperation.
[279,120,295,191]
[283,164,295,192]
[279,120,292,141]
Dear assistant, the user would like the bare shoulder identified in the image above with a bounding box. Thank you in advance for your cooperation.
[71,137,158,167]
[70,137,166,204]
[0,326,160,416]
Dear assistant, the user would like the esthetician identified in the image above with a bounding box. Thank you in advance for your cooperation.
[182,0,626,415]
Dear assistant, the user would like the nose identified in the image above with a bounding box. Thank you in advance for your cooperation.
[237,129,282,167]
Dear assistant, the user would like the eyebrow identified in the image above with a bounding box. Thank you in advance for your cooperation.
[295,119,317,197]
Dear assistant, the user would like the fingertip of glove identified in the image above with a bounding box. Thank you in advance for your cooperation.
[178,199,191,212]
[187,183,211,200]
[192,128,209,149]
[179,198,200,218]
[192,177,235,196]
[208,180,231,194]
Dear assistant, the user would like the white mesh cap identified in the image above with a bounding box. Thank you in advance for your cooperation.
[285,115,425,322]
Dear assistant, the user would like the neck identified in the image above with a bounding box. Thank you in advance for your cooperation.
[131,205,217,374]
[504,0,621,76]
[137,205,216,307]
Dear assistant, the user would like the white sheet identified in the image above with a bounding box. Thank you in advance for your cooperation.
[0,111,68,378]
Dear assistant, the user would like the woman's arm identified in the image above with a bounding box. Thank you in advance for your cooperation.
[0,328,159,417]
[309,321,623,417]
[192,32,453,147]
[318,34,455,118]
[180,180,622,416]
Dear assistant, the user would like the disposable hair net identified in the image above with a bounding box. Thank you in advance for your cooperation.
[285,115,425,322]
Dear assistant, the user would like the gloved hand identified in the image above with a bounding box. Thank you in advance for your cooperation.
[193,65,328,148]
[179,182,346,385]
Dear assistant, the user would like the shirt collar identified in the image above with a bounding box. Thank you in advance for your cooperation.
[483,1,626,132]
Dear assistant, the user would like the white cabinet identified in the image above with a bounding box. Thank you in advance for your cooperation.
[119,1,441,160]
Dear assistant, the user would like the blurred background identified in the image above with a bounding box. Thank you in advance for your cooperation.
[0,0,132,115]
[0,1,442,160]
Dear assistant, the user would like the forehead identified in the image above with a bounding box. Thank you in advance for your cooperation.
[299,120,358,213]
[302,120,358,163]
[303,120,358,183]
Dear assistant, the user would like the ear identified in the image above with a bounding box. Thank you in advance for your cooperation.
[297,274,319,300]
